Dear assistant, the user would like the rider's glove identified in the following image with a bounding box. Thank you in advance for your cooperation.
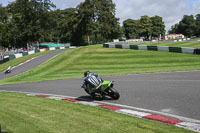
[82,84,86,89]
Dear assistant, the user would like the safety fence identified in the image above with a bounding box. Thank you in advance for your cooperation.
[103,43,200,55]
[0,46,69,64]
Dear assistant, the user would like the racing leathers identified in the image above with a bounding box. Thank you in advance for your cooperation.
[82,73,102,94]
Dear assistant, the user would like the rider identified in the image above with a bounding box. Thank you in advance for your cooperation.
[5,66,12,74]
[82,71,102,94]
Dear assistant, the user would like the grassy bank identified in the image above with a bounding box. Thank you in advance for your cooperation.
[0,92,193,133]
[0,50,58,72]
[0,44,200,84]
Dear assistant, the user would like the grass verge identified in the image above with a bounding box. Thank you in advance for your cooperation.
[0,44,200,84]
[0,92,193,133]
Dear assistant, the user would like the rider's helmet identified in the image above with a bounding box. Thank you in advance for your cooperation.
[84,70,90,77]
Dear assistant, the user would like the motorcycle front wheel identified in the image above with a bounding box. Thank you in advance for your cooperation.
[108,87,120,100]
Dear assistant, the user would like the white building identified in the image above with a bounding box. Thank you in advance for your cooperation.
[164,34,184,40]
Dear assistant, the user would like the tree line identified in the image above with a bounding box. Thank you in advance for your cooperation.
[0,0,121,48]
[1,0,199,49]
[168,14,200,37]
[123,15,165,40]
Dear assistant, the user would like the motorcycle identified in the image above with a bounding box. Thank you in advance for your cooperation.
[82,80,120,100]
[4,66,12,74]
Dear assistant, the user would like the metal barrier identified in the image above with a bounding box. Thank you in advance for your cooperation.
[0,46,69,65]
[103,43,200,55]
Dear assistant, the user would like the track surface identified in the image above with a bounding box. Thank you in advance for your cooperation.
[0,49,200,121]
[0,49,67,80]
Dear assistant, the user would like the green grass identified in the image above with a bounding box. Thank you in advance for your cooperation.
[0,92,193,133]
[0,50,58,72]
[1,44,200,84]
[129,40,200,48]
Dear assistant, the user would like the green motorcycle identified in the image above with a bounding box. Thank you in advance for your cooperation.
[83,80,120,100]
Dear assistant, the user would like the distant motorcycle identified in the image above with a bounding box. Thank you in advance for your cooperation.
[4,66,12,74]
[82,79,120,100]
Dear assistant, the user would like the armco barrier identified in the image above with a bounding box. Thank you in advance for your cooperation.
[103,43,200,55]
[35,49,40,53]
[9,55,16,60]
[22,52,28,56]
[181,48,195,54]
[6,46,68,62]
[115,44,122,49]
[169,47,182,53]
[104,44,109,48]
[40,49,45,52]
[15,53,23,58]
[50,47,56,50]
[55,47,60,50]
[109,44,116,48]
[147,46,158,51]
[194,49,200,54]
[60,46,65,49]
[122,44,130,49]
[0,55,3,60]
[0,57,9,64]
[138,45,147,50]
[157,46,169,52]
[28,51,35,55]
[130,45,138,50]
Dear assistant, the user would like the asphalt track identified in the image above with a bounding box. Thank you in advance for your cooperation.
[0,49,200,121]
[0,49,67,80]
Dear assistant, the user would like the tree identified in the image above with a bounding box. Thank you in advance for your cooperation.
[139,15,152,40]
[7,0,56,48]
[77,0,121,45]
[0,4,12,48]
[1,0,123,48]
[168,15,196,37]
[97,0,121,41]
[151,15,165,38]
[0,4,8,24]
[168,23,179,34]
[123,19,139,39]
[179,15,196,37]
[195,14,200,37]
[52,8,81,45]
